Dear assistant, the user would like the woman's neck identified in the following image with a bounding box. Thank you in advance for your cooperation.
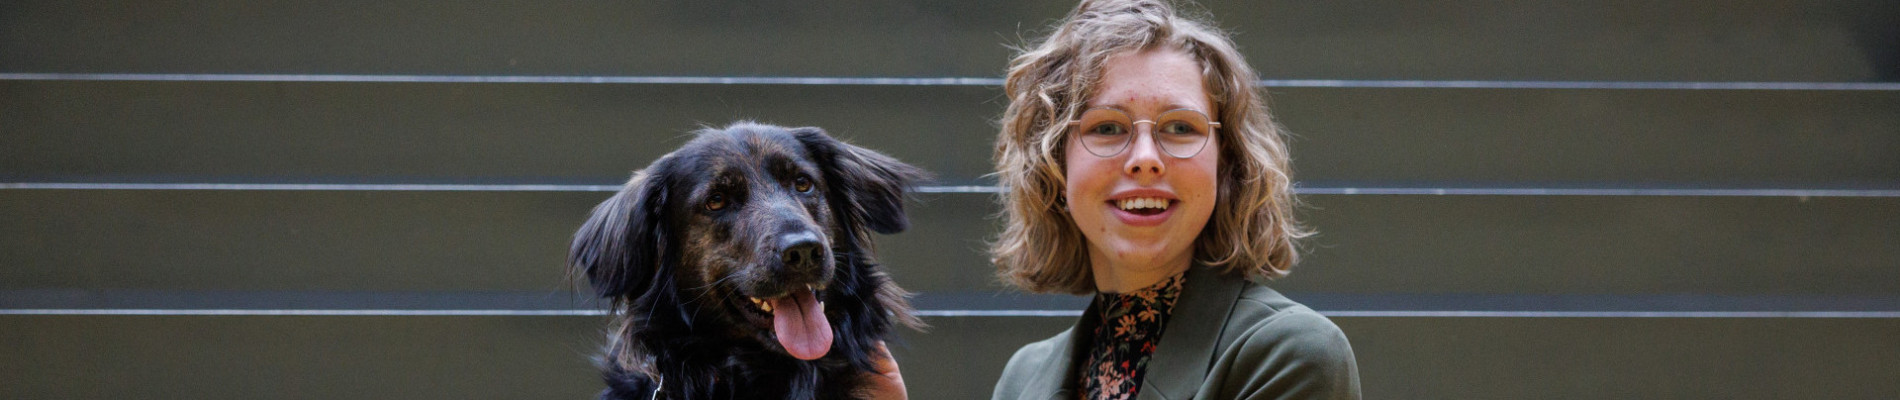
[1089,251,1193,293]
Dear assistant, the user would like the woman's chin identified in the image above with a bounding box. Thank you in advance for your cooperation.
[1092,241,1192,269]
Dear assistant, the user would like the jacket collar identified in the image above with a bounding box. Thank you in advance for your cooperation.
[1138,266,1244,400]
[1019,266,1245,400]
[1019,292,1098,400]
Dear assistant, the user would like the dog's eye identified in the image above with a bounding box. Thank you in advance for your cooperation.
[705,193,727,211]
[793,175,813,193]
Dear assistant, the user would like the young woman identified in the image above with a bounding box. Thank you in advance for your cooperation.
[987,1,1361,398]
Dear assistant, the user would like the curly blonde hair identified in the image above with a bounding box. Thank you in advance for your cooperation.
[990,0,1310,294]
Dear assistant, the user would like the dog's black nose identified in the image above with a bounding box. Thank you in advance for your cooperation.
[779,232,824,271]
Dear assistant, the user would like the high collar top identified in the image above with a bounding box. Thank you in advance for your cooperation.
[1081,272,1186,400]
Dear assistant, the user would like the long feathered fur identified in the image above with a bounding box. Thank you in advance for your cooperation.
[570,123,925,400]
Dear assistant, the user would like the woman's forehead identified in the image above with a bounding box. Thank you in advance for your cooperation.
[1087,48,1212,112]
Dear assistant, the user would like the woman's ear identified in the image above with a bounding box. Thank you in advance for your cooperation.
[790,126,929,235]
[568,166,671,299]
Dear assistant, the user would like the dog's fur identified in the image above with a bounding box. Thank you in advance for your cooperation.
[570,123,925,400]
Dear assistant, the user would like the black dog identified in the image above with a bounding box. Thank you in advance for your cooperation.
[569,123,925,400]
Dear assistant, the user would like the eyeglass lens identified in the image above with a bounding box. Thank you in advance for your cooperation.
[1074,108,1214,158]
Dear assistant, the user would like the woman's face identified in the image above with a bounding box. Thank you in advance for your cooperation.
[1064,48,1220,292]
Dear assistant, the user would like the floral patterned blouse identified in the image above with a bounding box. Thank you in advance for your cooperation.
[1080,272,1185,400]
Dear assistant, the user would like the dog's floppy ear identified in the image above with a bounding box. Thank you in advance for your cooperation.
[791,126,928,234]
[569,166,671,299]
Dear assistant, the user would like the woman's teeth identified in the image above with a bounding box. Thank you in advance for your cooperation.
[1116,197,1169,211]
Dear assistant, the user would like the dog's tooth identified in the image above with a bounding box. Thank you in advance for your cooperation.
[749,297,772,313]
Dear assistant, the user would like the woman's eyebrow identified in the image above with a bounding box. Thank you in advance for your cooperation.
[1082,101,1207,112]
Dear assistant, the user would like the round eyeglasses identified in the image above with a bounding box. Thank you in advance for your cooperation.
[1068,108,1219,158]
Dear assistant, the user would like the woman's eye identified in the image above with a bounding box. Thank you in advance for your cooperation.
[705,193,727,211]
[1160,121,1198,135]
[1089,122,1128,136]
[793,176,813,193]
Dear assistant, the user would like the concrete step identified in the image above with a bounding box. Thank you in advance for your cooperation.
[3,314,1895,399]
[0,314,607,399]
[3,0,1893,81]
[1335,315,1900,399]
[5,80,1896,187]
[5,190,1895,295]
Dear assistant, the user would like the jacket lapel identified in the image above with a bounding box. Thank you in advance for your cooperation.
[1136,267,1244,400]
[1023,298,1101,400]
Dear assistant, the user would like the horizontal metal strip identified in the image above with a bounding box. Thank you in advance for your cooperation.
[0,73,1005,86]
[7,182,1900,197]
[5,309,1898,318]
[0,309,607,316]
[1292,187,1900,197]
[1321,311,1900,318]
[0,182,628,192]
[1272,80,1900,91]
[4,73,1897,91]
[6,290,1895,314]
[0,309,1078,317]
[0,289,1087,311]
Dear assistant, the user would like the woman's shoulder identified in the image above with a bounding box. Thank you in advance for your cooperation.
[1002,329,1072,368]
[1228,284,1353,358]
[1207,283,1361,399]
[993,328,1074,398]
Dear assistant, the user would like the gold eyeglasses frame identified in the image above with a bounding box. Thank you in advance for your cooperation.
[1066,107,1221,158]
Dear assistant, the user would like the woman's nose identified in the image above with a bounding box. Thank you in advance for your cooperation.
[1123,127,1166,176]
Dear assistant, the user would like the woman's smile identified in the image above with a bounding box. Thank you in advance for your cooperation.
[1106,189,1179,226]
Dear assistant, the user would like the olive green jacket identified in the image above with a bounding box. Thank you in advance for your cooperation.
[992,267,1361,400]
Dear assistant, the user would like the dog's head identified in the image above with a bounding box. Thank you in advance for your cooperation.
[570,122,923,364]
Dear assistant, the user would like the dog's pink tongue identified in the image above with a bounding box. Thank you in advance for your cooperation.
[770,290,832,360]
